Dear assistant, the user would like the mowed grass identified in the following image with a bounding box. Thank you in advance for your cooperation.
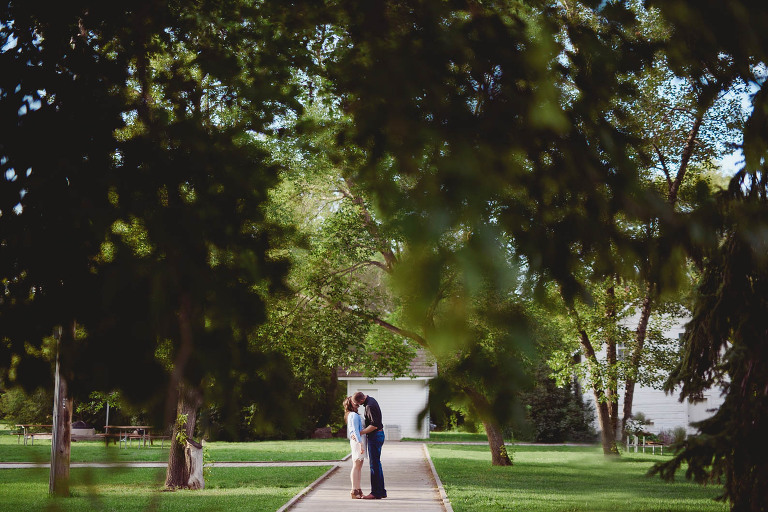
[429,444,728,512]
[411,431,497,443]
[2,429,729,511]
[0,430,349,463]
[0,430,344,512]
[0,465,328,512]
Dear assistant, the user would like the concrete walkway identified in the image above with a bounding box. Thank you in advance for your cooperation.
[281,441,451,512]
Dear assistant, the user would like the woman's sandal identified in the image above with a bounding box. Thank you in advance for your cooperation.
[351,489,363,499]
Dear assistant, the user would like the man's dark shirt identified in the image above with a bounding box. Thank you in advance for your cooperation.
[363,396,384,430]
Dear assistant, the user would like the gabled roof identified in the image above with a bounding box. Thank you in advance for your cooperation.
[337,348,437,379]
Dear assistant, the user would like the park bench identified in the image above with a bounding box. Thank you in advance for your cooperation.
[14,424,53,446]
[626,434,666,455]
[643,441,665,455]
[96,432,121,445]
[150,434,172,448]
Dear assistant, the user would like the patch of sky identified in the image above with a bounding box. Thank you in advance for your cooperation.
[751,62,767,87]
[5,167,29,214]
[17,94,42,116]
[715,68,765,175]
[2,33,17,52]
[718,151,744,175]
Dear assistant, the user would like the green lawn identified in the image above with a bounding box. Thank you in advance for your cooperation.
[0,431,342,512]
[405,431,494,443]
[0,465,328,512]
[1,429,730,512]
[0,429,345,511]
[429,444,728,512]
[0,429,349,463]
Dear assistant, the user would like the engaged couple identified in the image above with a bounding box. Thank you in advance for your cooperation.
[344,391,387,500]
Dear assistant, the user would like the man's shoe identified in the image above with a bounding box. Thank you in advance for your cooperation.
[362,494,383,500]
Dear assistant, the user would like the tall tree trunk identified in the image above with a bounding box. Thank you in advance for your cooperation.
[604,284,620,442]
[483,419,512,466]
[593,389,618,456]
[483,420,512,466]
[164,293,204,489]
[464,388,513,466]
[578,329,620,456]
[463,386,515,467]
[165,384,202,489]
[50,321,75,496]
[621,285,654,442]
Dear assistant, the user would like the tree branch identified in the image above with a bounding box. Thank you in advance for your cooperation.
[668,113,705,205]
[319,293,428,348]
[340,177,398,271]
[652,142,672,190]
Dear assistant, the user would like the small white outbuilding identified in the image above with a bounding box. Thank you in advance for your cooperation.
[337,349,437,440]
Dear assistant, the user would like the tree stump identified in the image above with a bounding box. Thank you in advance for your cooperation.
[185,439,205,490]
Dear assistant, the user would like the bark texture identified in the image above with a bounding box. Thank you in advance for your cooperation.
[164,385,201,489]
[604,285,620,443]
[164,292,204,490]
[49,321,75,496]
[484,419,512,466]
[579,328,620,456]
[621,286,653,442]
[185,439,205,490]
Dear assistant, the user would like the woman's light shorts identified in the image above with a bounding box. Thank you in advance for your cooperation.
[350,435,367,461]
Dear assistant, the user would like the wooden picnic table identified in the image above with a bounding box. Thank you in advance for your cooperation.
[104,425,153,448]
[14,424,53,446]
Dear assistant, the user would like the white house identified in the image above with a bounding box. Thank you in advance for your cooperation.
[583,315,725,436]
[337,349,437,440]
[621,383,724,435]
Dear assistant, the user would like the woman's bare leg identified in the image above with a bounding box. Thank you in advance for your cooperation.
[352,459,363,490]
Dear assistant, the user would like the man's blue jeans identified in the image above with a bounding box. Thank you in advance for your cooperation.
[367,429,386,497]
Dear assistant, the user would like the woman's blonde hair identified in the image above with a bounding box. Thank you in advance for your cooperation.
[343,396,356,423]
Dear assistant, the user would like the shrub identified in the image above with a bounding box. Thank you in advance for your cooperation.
[0,387,53,425]
[657,430,674,445]
[657,426,687,445]
[672,426,687,444]
[521,366,597,443]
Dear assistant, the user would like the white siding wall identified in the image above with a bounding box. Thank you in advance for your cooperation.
[584,314,725,435]
[584,383,725,435]
[343,378,431,439]
[630,387,690,432]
